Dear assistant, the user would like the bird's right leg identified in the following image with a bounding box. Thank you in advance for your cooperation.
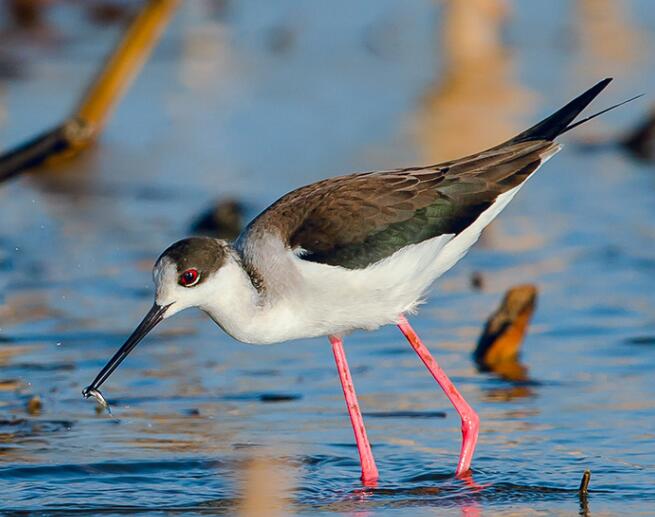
[329,335,379,485]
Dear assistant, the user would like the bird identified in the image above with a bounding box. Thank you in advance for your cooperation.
[83,78,635,485]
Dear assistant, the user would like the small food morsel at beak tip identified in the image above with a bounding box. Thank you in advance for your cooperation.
[82,386,112,414]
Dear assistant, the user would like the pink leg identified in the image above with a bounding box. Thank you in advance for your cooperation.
[397,315,479,477]
[329,335,379,485]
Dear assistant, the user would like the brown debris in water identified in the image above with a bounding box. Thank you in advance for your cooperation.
[8,0,45,29]
[190,199,245,240]
[86,1,138,26]
[0,379,23,392]
[474,284,537,380]
[470,271,485,291]
[26,395,42,415]
[582,104,655,162]
[621,106,655,162]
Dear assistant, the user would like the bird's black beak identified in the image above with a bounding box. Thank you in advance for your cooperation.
[82,302,172,398]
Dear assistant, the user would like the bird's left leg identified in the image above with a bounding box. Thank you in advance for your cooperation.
[329,335,379,485]
[396,315,479,477]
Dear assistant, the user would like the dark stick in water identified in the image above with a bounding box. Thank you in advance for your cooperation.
[578,469,591,495]
[578,469,591,517]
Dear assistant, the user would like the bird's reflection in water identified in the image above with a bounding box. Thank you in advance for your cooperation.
[348,471,484,517]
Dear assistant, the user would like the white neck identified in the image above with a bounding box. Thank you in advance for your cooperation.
[198,254,268,343]
[199,249,310,345]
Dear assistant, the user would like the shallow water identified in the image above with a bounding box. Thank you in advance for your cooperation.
[1,1,655,514]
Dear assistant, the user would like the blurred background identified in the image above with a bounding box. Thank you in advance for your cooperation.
[0,0,654,514]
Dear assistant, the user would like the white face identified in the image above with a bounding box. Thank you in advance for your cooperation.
[82,241,241,397]
[152,257,222,319]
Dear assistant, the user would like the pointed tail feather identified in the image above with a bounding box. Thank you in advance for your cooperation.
[508,78,638,143]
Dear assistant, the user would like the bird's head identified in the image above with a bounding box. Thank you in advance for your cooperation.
[153,237,231,315]
[82,237,232,401]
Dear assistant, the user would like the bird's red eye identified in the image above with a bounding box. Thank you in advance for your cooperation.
[179,268,199,287]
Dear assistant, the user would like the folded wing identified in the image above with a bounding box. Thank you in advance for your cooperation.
[241,79,613,270]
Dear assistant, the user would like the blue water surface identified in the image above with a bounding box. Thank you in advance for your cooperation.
[1,1,654,515]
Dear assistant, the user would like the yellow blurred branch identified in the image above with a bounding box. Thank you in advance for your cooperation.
[74,0,180,136]
[0,0,180,182]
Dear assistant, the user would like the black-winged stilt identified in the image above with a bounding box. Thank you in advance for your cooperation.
[83,78,633,484]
